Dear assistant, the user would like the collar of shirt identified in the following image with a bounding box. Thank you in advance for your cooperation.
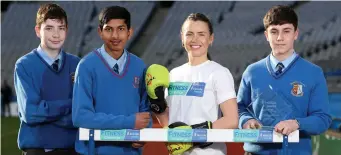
[99,44,127,73]
[270,51,297,71]
[37,45,62,68]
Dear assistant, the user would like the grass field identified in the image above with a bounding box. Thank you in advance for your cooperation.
[1,117,341,155]
[1,117,20,155]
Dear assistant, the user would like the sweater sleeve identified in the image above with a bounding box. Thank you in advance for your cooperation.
[53,113,75,128]
[296,68,332,135]
[14,63,71,125]
[72,61,135,130]
[139,68,152,128]
[237,69,254,129]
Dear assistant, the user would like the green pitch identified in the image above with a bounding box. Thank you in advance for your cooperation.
[1,117,20,155]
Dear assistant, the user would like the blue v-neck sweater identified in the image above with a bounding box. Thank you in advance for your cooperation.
[72,50,151,155]
[14,49,80,150]
[237,55,331,155]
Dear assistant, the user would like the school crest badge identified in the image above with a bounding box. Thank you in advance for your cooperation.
[133,76,140,88]
[291,81,304,97]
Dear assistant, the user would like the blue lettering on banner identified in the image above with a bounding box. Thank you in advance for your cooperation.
[125,130,140,141]
[168,129,193,142]
[100,130,140,141]
[233,130,259,142]
[257,130,273,142]
[192,129,208,142]
[100,130,126,141]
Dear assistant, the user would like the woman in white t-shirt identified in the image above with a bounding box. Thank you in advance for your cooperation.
[151,13,239,155]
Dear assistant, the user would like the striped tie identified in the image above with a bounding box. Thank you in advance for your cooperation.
[113,63,119,74]
[275,62,284,75]
[52,59,59,71]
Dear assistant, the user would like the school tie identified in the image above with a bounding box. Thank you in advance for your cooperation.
[275,62,284,75]
[52,59,59,71]
[113,63,119,74]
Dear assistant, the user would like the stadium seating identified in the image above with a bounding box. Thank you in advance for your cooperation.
[1,1,341,92]
[80,1,156,57]
[142,1,341,88]
[141,1,233,66]
[1,1,155,89]
[1,2,40,88]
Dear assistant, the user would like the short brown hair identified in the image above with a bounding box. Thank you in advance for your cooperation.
[36,3,67,27]
[263,5,298,31]
[182,13,214,35]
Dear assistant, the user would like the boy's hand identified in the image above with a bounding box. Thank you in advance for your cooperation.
[274,120,299,135]
[243,119,262,129]
[134,112,150,129]
[132,142,145,148]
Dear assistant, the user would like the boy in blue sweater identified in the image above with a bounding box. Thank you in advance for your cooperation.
[72,6,151,155]
[14,3,80,155]
[237,5,331,155]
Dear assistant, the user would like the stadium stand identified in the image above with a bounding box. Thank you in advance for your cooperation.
[2,1,341,92]
[1,1,341,93]
[1,1,155,90]
[141,1,234,66]
[141,1,341,88]
[54,1,93,56]
[80,1,156,57]
[1,2,40,89]
[1,1,341,98]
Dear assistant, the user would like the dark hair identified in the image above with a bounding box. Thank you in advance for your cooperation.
[182,13,213,35]
[36,3,67,27]
[98,6,131,30]
[263,5,298,30]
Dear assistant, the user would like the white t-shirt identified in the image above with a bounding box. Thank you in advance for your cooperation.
[166,60,236,155]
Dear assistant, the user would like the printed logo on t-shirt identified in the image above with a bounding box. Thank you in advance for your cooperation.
[168,82,206,97]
